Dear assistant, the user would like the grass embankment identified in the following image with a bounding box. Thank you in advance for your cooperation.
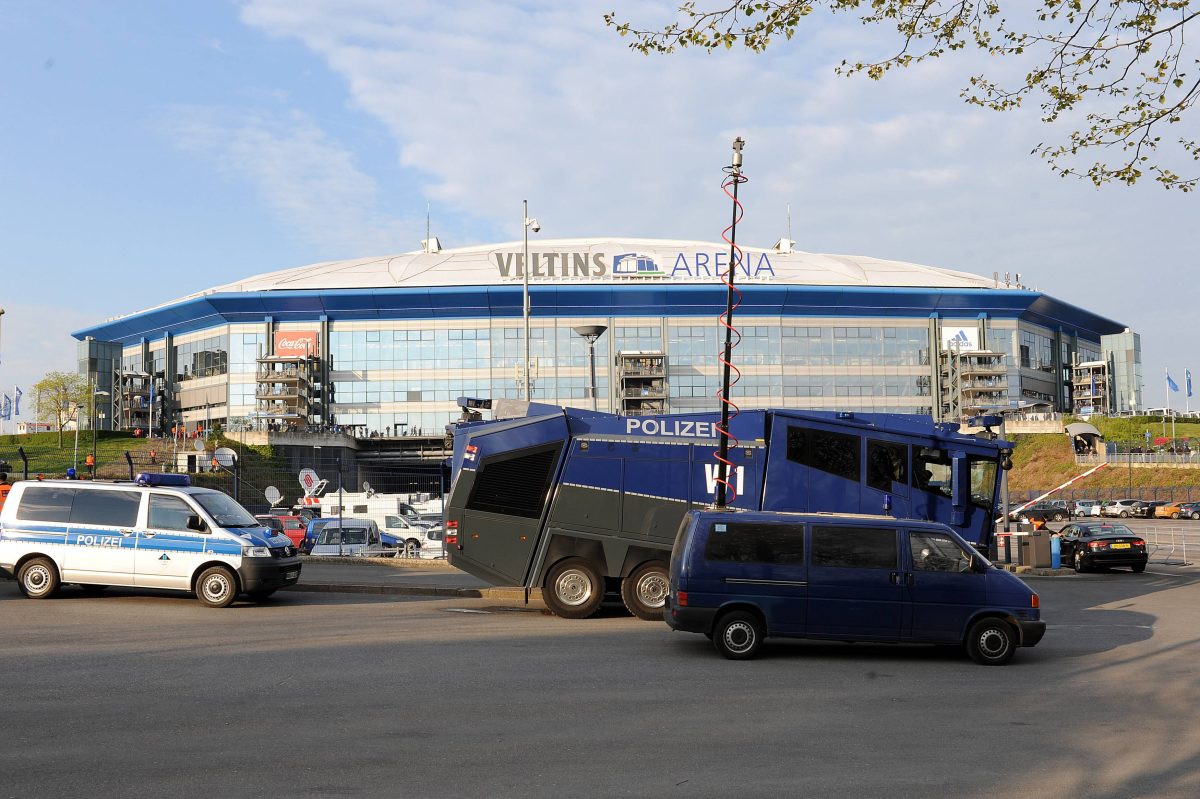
[1008,414,1200,493]
[0,430,279,480]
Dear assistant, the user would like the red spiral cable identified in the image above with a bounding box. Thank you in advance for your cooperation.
[713,166,747,503]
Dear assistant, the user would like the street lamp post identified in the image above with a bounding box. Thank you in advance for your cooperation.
[522,200,540,401]
[572,325,608,411]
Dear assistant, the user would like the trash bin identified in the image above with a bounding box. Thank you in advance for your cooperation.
[1018,528,1053,568]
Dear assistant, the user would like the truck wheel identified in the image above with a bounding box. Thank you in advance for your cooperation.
[18,557,60,599]
[543,558,605,619]
[965,618,1016,665]
[621,562,670,621]
[196,566,238,608]
[712,610,764,660]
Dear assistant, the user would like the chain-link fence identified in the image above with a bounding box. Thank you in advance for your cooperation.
[1010,486,1200,504]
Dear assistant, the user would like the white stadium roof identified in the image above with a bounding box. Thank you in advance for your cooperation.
[185,238,997,299]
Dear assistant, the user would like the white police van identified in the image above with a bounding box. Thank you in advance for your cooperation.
[0,474,301,607]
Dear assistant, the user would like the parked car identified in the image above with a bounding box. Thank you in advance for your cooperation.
[1102,499,1142,518]
[1178,502,1200,520]
[1017,502,1069,523]
[1137,501,1169,518]
[1057,522,1148,573]
[256,514,306,548]
[309,520,386,557]
[1155,502,1187,519]
[1073,499,1103,517]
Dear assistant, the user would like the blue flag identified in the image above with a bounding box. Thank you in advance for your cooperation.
[1,394,10,420]
[1167,373,1180,393]
[14,386,21,416]
[1188,369,1194,398]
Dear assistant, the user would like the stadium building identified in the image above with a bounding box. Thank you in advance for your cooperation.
[74,237,1141,437]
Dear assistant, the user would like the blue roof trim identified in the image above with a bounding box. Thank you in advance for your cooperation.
[73,285,1126,346]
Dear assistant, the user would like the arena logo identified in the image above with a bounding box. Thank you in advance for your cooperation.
[493,250,777,281]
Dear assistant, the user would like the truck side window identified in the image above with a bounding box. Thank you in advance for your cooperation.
[15,486,78,523]
[69,490,141,528]
[467,444,561,518]
[811,526,896,569]
[786,425,860,481]
[149,495,198,531]
[913,448,952,498]
[909,531,969,572]
[866,440,908,491]
[705,523,805,565]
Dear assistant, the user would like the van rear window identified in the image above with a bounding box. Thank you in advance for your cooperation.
[811,526,897,570]
[705,522,805,565]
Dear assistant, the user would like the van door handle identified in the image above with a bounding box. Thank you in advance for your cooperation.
[890,571,899,585]
[142,532,156,539]
[906,573,915,586]
[120,529,135,537]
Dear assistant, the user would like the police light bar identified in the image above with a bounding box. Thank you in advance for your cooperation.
[135,473,192,487]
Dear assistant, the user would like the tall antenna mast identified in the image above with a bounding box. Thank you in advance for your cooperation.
[714,138,747,509]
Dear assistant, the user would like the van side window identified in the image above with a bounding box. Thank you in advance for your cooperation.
[705,523,805,565]
[15,486,78,523]
[385,515,402,527]
[866,440,908,491]
[148,495,198,531]
[70,490,141,528]
[811,526,896,569]
[786,425,860,481]
[909,531,969,572]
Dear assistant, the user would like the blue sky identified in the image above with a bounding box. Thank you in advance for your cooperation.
[1,1,1196,413]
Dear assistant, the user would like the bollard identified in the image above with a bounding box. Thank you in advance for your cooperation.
[1050,535,1061,569]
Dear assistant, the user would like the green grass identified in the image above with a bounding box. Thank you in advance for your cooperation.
[1008,431,1200,492]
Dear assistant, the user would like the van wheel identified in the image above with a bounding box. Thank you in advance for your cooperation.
[621,562,670,621]
[18,557,60,599]
[712,611,764,660]
[196,566,238,608]
[404,539,421,558]
[543,558,605,619]
[965,618,1016,666]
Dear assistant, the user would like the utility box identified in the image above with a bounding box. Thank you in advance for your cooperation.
[1018,528,1052,568]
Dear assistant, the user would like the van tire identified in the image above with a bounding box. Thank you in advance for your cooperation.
[965,618,1016,666]
[18,557,60,599]
[196,566,238,608]
[543,558,605,619]
[621,562,670,621]
[712,611,764,660]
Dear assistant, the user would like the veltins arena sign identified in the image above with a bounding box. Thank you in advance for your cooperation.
[492,248,777,281]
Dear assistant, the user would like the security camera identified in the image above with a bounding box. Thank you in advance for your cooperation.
[530,220,541,233]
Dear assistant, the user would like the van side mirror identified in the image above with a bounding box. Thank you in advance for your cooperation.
[970,554,987,573]
[186,514,208,533]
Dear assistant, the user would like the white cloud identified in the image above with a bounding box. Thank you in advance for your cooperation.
[160,106,418,256]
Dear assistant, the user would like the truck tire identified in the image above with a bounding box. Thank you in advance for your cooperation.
[18,557,60,599]
[543,558,605,619]
[621,561,670,621]
[196,566,238,608]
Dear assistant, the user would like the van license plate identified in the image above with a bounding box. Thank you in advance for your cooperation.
[1110,543,1130,549]
[285,570,299,579]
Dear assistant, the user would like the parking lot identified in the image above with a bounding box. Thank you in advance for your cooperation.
[2,561,1200,799]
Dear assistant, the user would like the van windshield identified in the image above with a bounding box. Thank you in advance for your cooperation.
[194,491,260,528]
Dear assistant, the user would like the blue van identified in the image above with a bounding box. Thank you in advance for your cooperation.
[666,510,1045,665]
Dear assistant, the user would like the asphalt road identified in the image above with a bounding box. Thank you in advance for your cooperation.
[2,566,1199,799]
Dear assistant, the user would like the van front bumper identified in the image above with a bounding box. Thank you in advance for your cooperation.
[1018,620,1047,648]
[665,603,717,634]
[238,556,302,592]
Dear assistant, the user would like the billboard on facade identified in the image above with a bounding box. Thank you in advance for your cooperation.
[939,326,980,351]
[274,331,319,358]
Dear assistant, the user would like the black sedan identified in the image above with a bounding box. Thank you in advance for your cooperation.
[1015,502,1070,523]
[1057,523,1148,573]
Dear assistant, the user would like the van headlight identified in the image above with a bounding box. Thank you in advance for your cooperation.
[242,545,272,558]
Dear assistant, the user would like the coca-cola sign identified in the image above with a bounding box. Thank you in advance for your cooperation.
[275,331,319,357]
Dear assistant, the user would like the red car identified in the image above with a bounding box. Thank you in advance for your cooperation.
[255,514,307,549]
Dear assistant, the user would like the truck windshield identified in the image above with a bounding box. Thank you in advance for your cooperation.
[968,457,999,510]
[194,491,260,528]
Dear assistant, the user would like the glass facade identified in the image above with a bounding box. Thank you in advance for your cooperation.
[107,311,1106,436]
